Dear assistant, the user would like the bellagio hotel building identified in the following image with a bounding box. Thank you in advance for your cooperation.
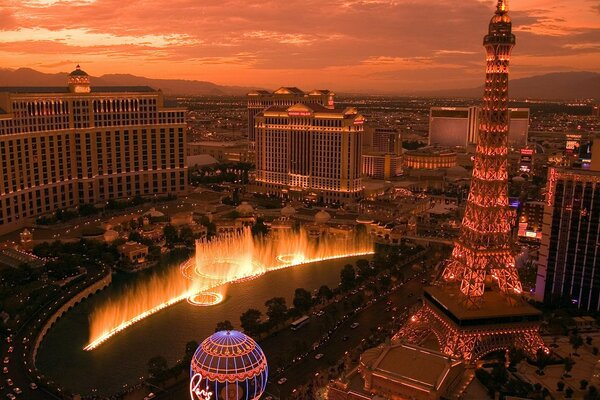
[254,103,363,204]
[0,66,187,234]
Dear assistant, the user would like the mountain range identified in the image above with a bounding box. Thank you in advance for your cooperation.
[0,68,598,100]
[419,71,600,100]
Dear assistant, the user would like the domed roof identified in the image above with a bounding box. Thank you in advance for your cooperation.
[191,330,268,383]
[281,204,296,217]
[314,209,331,224]
[70,65,89,76]
[236,201,254,216]
[146,207,165,218]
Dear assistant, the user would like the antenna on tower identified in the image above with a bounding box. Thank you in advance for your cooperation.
[497,0,508,14]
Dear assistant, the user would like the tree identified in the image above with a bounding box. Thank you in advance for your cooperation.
[581,380,590,390]
[148,356,168,378]
[557,381,565,391]
[564,357,574,377]
[251,218,269,237]
[340,264,356,291]
[293,288,313,313]
[183,340,199,364]
[240,309,262,336]
[265,297,288,326]
[163,224,178,246]
[585,386,600,400]
[570,334,584,354]
[356,259,372,278]
[587,336,593,345]
[179,226,196,247]
[566,387,574,398]
[317,285,334,302]
[215,320,234,332]
[536,348,550,373]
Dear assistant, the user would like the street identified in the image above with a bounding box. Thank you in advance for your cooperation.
[160,273,426,400]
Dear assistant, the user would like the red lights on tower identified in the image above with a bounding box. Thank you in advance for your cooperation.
[441,0,521,304]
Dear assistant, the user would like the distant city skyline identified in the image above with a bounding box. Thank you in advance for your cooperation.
[1,0,599,93]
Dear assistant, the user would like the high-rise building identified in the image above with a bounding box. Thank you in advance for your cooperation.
[247,87,334,156]
[361,127,402,179]
[535,138,600,310]
[0,66,187,235]
[429,106,479,148]
[397,0,545,362]
[429,106,529,149]
[254,103,363,204]
[593,105,599,117]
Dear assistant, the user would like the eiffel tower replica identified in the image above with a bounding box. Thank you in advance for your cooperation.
[395,0,546,363]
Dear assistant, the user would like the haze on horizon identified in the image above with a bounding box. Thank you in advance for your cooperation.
[0,0,599,93]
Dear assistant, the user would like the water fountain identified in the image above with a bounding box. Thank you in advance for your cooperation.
[85,228,373,350]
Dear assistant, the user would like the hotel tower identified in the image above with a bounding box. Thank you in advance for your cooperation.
[0,66,187,234]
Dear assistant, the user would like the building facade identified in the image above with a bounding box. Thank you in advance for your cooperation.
[247,87,334,155]
[403,147,457,169]
[517,200,545,241]
[535,166,600,310]
[429,106,529,149]
[255,103,363,203]
[187,140,250,163]
[0,66,187,234]
[361,127,402,179]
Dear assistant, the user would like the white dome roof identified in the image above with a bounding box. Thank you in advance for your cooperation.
[315,210,331,224]
[281,204,296,217]
[147,207,165,218]
[236,201,255,216]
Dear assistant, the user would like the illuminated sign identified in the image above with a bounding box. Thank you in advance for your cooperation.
[566,134,582,154]
[190,374,213,400]
[288,112,312,117]
[519,165,531,173]
[520,149,534,155]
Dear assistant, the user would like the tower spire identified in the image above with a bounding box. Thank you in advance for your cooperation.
[497,0,508,14]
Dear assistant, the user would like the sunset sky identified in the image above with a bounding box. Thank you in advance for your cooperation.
[0,0,599,93]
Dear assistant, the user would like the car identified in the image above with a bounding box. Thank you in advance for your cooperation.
[6,379,13,386]
[12,388,21,395]
[277,377,287,385]
[2,357,8,364]
[314,353,324,360]
[7,347,12,353]
[342,335,349,341]
[29,383,37,390]
[316,310,325,317]
[350,322,360,329]
[6,394,15,400]
[143,393,155,400]
[2,367,7,374]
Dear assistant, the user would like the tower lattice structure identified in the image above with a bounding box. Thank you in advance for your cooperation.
[395,0,546,363]
[442,0,522,304]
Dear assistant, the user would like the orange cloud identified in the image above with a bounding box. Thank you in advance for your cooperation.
[0,0,597,92]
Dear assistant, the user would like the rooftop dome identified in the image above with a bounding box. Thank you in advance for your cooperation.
[69,65,89,76]
[190,330,268,400]
[236,201,255,216]
[68,65,91,93]
[146,207,165,218]
[314,209,331,224]
[281,204,296,217]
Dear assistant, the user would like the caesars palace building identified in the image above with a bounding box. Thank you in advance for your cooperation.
[0,66,187,234]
